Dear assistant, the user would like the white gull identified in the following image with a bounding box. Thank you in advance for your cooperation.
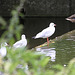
[33,22,56,46]
[0,42,8,57]
[13,34,27,48]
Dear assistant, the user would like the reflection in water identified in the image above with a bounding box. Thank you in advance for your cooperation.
[36,47,56,62]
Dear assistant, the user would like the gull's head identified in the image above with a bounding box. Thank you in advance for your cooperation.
[21,34,26,39]
[49,22,56,27]
[4,42,8,46]
[1,42,8,47]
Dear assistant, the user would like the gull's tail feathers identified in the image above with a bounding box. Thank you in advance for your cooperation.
[32,36,36,39]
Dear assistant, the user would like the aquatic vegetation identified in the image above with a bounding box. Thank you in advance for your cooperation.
[0,47,75,75]
[0,48,50,75]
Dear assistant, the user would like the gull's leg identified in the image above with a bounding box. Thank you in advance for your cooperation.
[47,37,49,46]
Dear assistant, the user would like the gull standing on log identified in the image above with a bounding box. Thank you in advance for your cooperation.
[13,34,27,48]
[33,22,56,46]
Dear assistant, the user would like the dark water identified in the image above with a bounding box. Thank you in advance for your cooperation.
[24,17,75,48]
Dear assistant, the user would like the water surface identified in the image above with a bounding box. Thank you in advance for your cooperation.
[3,17,75,68]
[35,30,75,67]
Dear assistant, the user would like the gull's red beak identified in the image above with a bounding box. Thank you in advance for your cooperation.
[54,24,56,26]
